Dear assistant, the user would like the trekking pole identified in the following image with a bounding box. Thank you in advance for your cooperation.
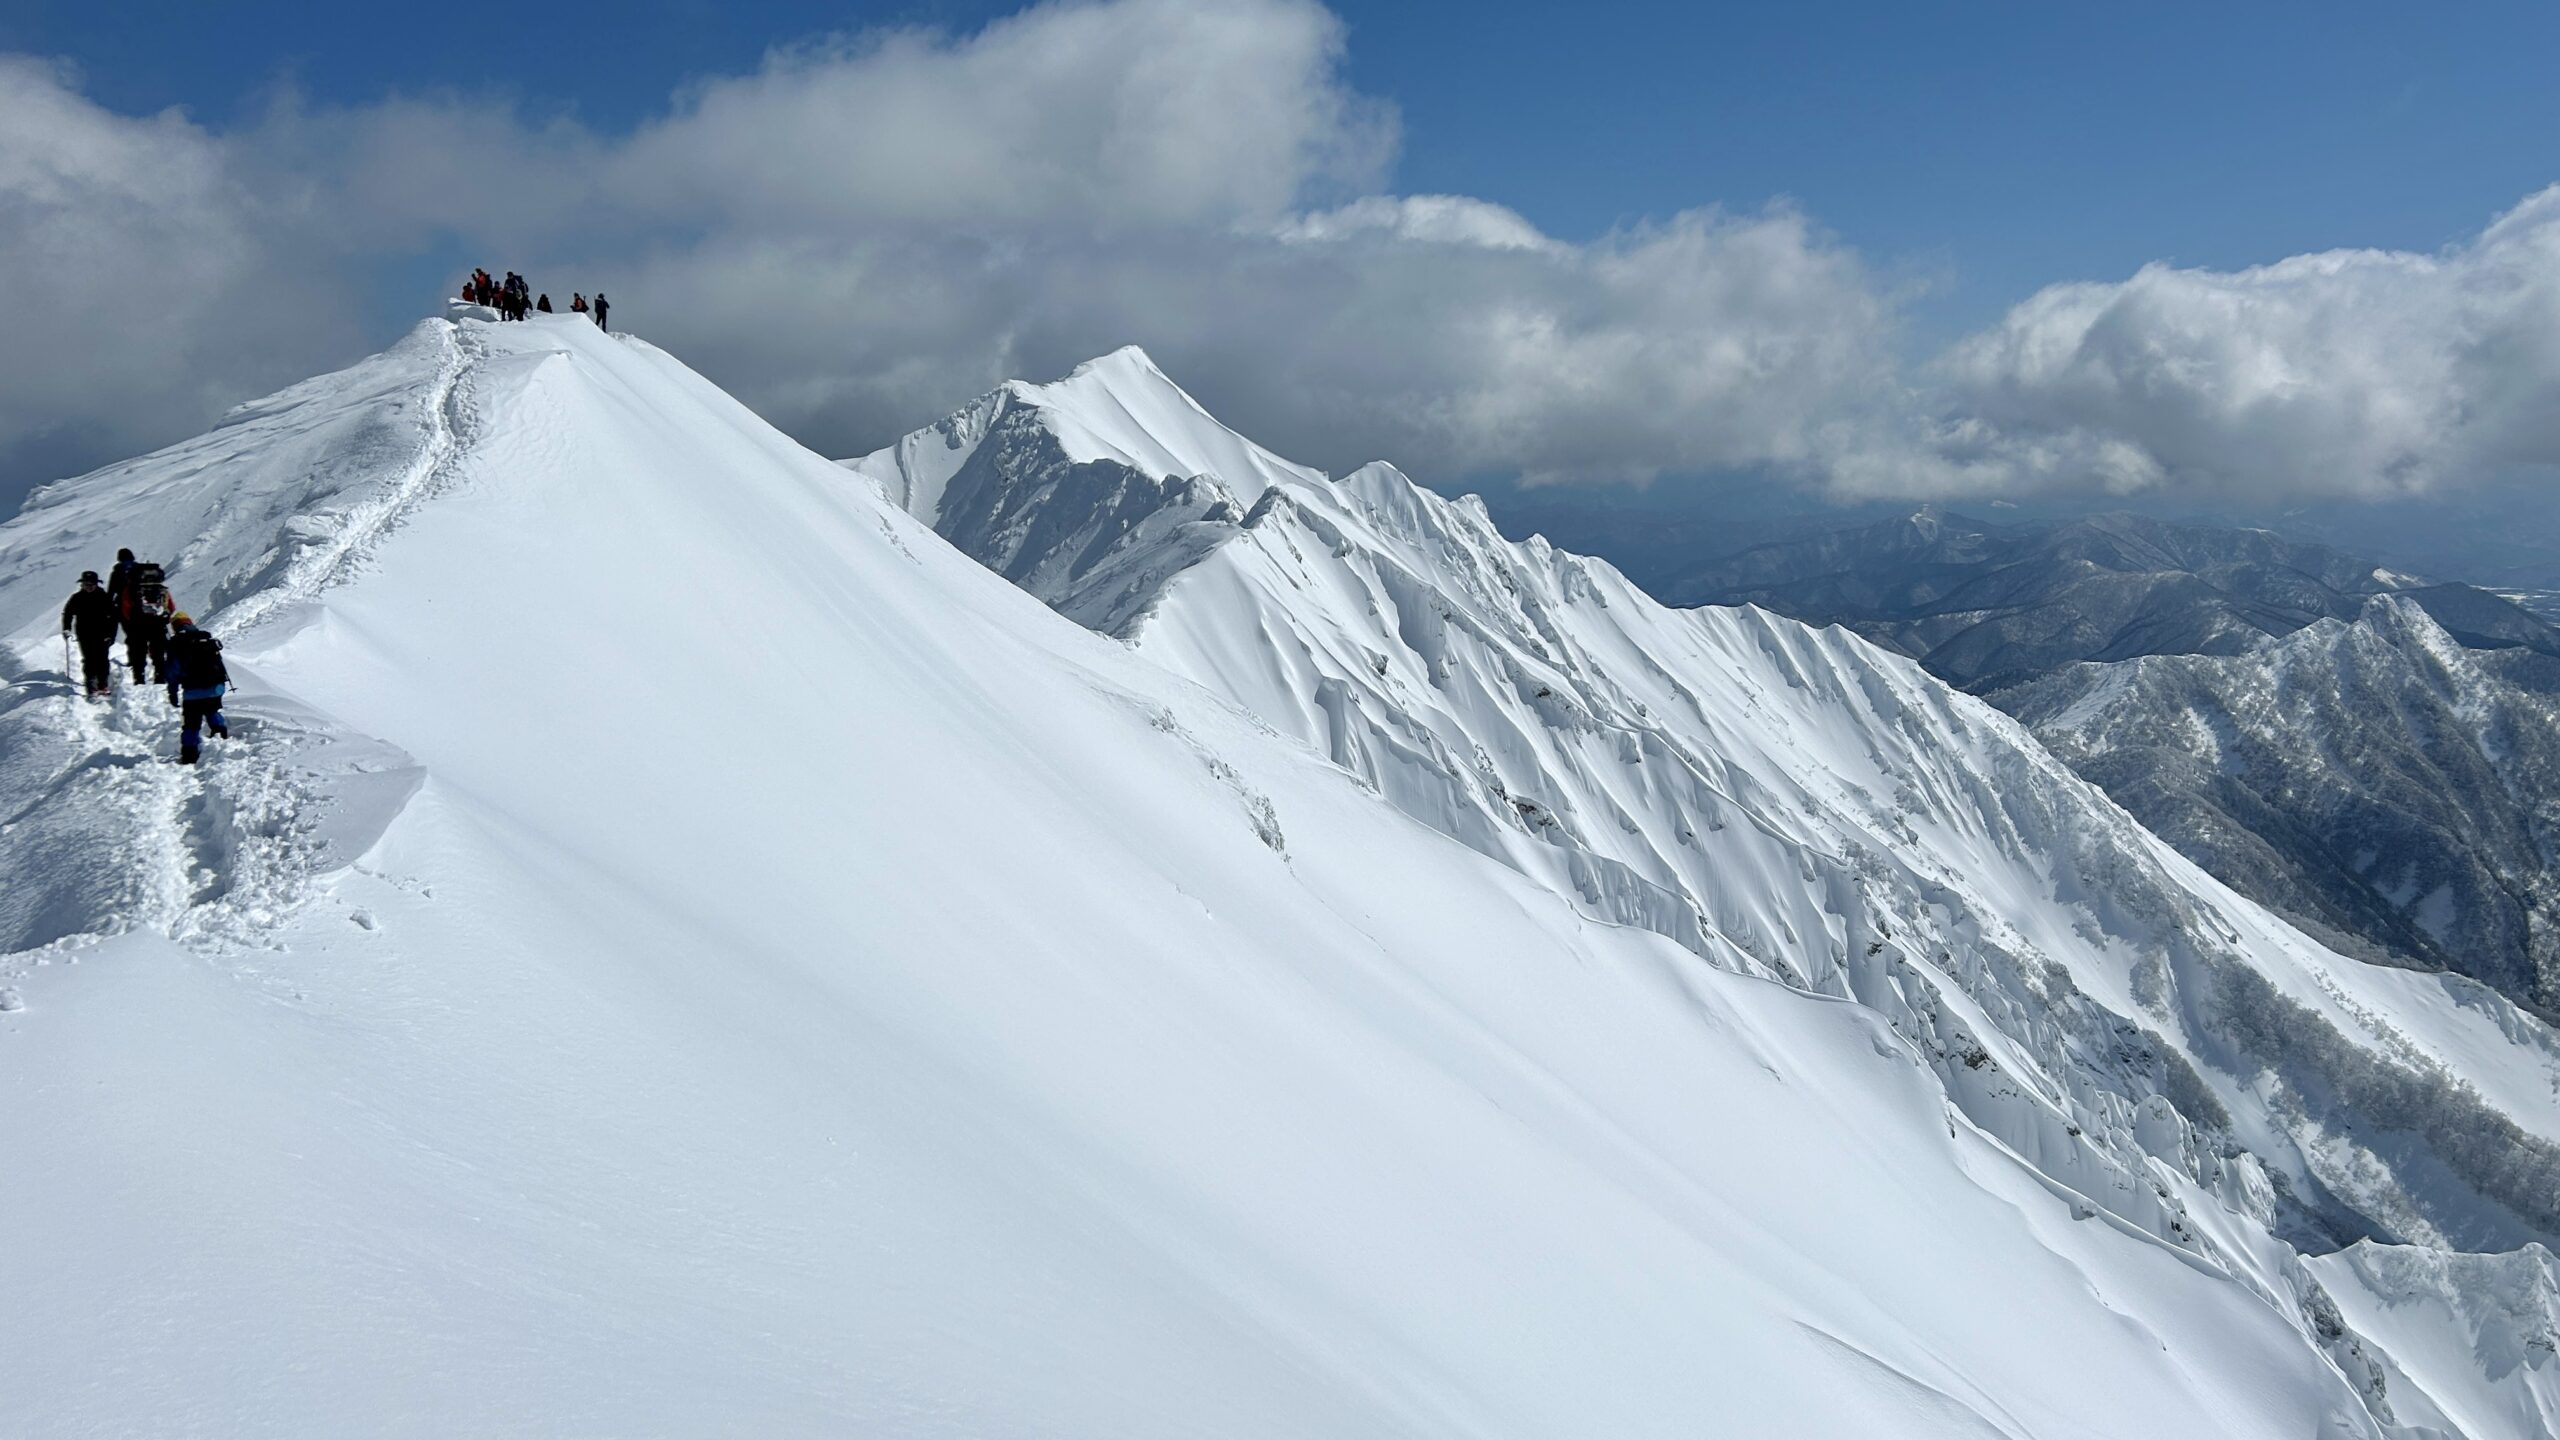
[62,632,70,686]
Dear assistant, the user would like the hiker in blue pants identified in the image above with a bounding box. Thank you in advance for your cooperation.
[164,613,231,765]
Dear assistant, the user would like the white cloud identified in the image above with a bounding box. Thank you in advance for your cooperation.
[6,0,2557,512]
[0,57,361,487]
[609,0,1393,231]
[591,200,1907,488]
[1276,195,1557,251]
[0,0,1905,498]
[1930,187,2560,500]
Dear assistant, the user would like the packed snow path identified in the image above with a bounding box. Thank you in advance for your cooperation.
[0,320,460,975]
[0,312,2536,1436]
[0,649,421,1025]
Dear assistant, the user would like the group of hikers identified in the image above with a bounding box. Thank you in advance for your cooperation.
[461,268,609,331]
[59,551,231,766]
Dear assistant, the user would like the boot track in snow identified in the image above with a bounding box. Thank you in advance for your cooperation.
[0,324,478,1000]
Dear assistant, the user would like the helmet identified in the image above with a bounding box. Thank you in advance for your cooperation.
[170,612,194,627]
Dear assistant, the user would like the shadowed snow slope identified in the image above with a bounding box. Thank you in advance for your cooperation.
[858,347,2560,1439]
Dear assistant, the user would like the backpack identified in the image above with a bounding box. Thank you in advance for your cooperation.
[124,562,166,619]
[172,629,228,689]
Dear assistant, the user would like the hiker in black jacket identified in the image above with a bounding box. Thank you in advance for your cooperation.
[61,571,119,698]
[121,562,175,683]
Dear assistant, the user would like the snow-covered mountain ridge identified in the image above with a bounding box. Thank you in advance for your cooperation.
[0,312,2547,1435]
[2005,596,2560,1019]
[858,347,2560,1432]
[854,349,2560,1242]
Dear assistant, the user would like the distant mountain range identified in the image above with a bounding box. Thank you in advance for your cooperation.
[1581,504,2560,1021]
[2504,589,2560,623]
[1670,507,2560,693]
[2004,596,2560,1019]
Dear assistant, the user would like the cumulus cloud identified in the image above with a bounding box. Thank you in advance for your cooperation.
[597,199,1907,486]
[1274,195,1558,251]
[0,0,1916,499]
[1930,188,2560,500]
[6,0,2556,511]
[0,57,363,489]
[610,0,1394,230]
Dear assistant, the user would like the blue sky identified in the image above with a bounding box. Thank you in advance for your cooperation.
[14,0,2556,337]
[4,0,2558,519]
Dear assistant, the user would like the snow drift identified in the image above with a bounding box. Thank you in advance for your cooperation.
[0,312,2543,1435]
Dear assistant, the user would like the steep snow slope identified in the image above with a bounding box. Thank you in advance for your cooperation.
[861,351,2560,1435]
[2311,1244,2560,1440]
[857,352,2560,1253]
[842,347,1313,635]
[0,314,2426,1436]
[2001,597,2560,1019]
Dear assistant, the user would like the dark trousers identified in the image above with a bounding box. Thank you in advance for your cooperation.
[125,625,167,682]
[74,634,113,694]
[181,695,227,755]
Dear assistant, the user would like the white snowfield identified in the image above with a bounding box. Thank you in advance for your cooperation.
[0,314,2531,1439]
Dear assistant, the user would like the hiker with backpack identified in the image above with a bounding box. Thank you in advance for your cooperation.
[570,293,587,316]
[61,571,119,699]
[121,560,175,683]
[105,547,141,617]
[592,293,609,332]
[164,614,230,765]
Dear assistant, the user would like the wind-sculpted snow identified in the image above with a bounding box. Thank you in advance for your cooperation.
[2003,597,2560,1021]
[0,313,2536,1435]
[2311,1243,2560,1439]
[864,348,2560,1436]
[0,319,470,637]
